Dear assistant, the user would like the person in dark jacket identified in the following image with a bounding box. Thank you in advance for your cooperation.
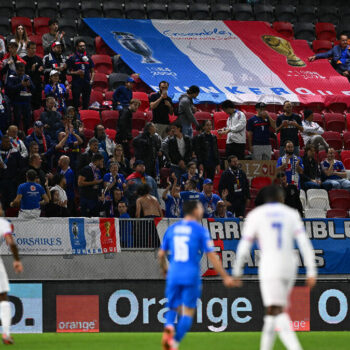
[25,121,53,159]
[133,122,161,178]
[43,41,67,84]
[0,89,11,134]
[78,137,100,171]
[116,99,140,159]
[168,122,193,180]
[40,96,63,141]
[113,77,134,110]
[194,120,220,180]
[218,155,250,218]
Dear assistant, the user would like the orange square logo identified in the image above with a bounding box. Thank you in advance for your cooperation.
[287,287,310,331]
[56,295,99,333]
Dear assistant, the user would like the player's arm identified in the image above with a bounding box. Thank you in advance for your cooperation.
[10,194,22,208]
[206,252,234,287]
[40,193,49,206]
[4,234,23,274]
[158,249,167,277]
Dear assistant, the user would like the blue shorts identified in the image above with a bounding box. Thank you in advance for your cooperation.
[165,282,202,309]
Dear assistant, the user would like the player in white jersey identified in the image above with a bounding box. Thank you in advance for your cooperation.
[0,208,23,345]
[233,185,317,350]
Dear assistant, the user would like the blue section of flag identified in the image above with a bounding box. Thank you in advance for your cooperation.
[69,218,87,255]
[83,18,226,103]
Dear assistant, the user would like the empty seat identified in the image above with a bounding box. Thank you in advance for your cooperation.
[103,2,124,18]
[322,131,343,150]
[125,3,146,19]
[33,17,50,36]
[0,17,10,35]
[343,131,350,149]
[304,101,325,113]
[340,150,350,164]
[15,0,35,18]
[29,34,44,55]
[275,5,295,23]
[37,1,57,18]
[211,3,231,20]
[318,7,339,25]
[312,40,332,54]
[294,22,315,41]
[109,73,129,90]
[337,22,350,37]
[254,4,274,22]
[315,22,337,42]
[307,188,330,210]
[272,21,294,39]
[59,1,80,18]
[11,17,32,35]
[324,113,345,133]
[327,209,348,218]
[73,36,95,54]
[92,73,108,92]
[194,111,212,123]
[92,55,113,75]
[326,102,347,114]
[101,110,119,129]
[213,112,227,129]
[190,3,210,20]
[58,18,77,37]
[89,90,104,105]
[81,1,103,17]
[132,92,149,112]
[168,3,188,20]
[305,209,326,218]
[80,110,101,130]
[330,194,350,210]
[147,2,167,19]
[0,0,14,17]
[132,112,148,130]
[232,4,254,21]
[296,6,316,23]
[95,36,115,56]
[311,113,324,128]
[251,177,272,190]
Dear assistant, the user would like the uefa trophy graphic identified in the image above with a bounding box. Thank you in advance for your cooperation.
[112,31,161,64]
[72,222,79,240]
[262,35,306,67]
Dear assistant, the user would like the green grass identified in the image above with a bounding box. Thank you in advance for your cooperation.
[8,332,350,350]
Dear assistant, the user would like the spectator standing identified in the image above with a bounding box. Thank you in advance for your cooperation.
[113,77,134,110]
[93,124,116,165]
[162,175,181,218]
[44,70,67,113]
[247,102,275,160]
[45,189,68,217]
[118,201,133,248]
[25,121,53,158]
[109,144,132,177]
[180,161,203,191]
[78,137,100,171]
[42,19,66,55]
[179,179,200,205]
[0,89,11,133]
[218,100,246,160]
[277,140,304,189]
[23,153,47,187]
[66,39,95,110]
[6,62,34,132]
[1,40,26,83]
[199,179,221,218]
[194,120,220,180]
[7,125,28,158]
[40,96,64,140]
[116,99,141,159]
[212,200,234,218]
[276,101,303,156]
[58,155,75,215]
[14,25,29,58]
[149,81,173,138]
[10,169,49,219]
[43,41,67,84]
[65,106,83,134]
[23,41,44,110]
[177,85,200,138]
[218,155,250,218]
[50,173,67,209]
[160,125,174,162]
[321,148,350,190]
[301,109,328,151]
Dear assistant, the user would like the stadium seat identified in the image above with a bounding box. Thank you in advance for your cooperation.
[330,196,350,210]
[315,23,337,42]
[147,3,167,19]
[232,4,254,21]
[81,1,103,17]
[324,113,345,133]
[340,150,350,163]
[296,6,316,23]
[80,110,101,130]
[318,6,339,24]
[59,0,80,18]
[211,3,232,20]
[251,177,272,190]
[272,22,294,39]
[92,73,108,92]
[101,110,119,129]
[300,189,306,209]
[274,6,295,23]
[125,2,146,19]
[343,131,350,150]
[37,1,57,18]
[95,37,115,56]
[132,112,148,130]
[168,3,189,20]
[15,0,35,18]
[29,35,44,55]
[322,131,343,150]
[194,112,212,125]
[311,113,324,128]
[132,92,149,112]
[294,22,315,42]
[213,112,227,129]
[312,40,332,54]
[11,17,32,35]
[0,17,10,35]
[33,107,44,121]
[326,102,347,114]
[104,91,114,102]
[305,209,326,218]
[304,102,325,113]
[103,2,124,18]
[190,3,210,20]
[109,73,129,90]
[89,90,104,106]
[327,209,348,218]
[58,18,77,37]
[329,189,350,200]
[307,189,330,210]
[73,36,95,54]
[92,55,113,75]
[254,4,274,22]
[33,17,50,36]
[105,128,117,141]
[0,0,14,17]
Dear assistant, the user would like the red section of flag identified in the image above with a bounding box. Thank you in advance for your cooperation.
[287,286,310,331]
[202,239,224,277]
[154,217,163,227]
[99,218,117,253]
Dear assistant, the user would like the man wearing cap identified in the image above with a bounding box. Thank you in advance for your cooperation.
[113,77,134,111]
[276,101,303,156]
[199,179,222,218]
[247,102,276,160]
[67,39,95,110]
[42,19,66,55]
[25,121,53,158]
[44,70,67,114]
[1,40,26,83]
[43,41,67,85]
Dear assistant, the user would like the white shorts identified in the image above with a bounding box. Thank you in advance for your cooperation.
[0,259,9,294]
[260,277,295,307]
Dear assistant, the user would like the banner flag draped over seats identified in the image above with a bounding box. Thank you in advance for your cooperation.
[84,18,350,105]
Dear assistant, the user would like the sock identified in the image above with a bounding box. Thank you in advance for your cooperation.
[260,315,276,350]
[174,315,193,343]
[165,309,177,329]
[276,313,302,350]
[0,301,11,337]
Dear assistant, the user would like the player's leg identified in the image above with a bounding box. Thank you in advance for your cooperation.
[0,261,12,345]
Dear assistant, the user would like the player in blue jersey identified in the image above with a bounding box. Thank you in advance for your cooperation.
[159,200,234,350]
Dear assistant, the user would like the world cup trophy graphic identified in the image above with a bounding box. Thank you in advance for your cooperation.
[104,221,111,238]
[112,31,161,64]
[262,35,306,67]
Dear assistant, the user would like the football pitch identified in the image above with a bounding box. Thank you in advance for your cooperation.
[9,332,350,349]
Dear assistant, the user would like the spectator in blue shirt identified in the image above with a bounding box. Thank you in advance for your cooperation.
[58,155,75,216]
[199,179,221,218]
[212,200,233,218]
[66,39,95,110]
[162,175,181,218]
[117,201,133,248]
[321,148,350,190]
[113,77,134,111]
[44,70,67,113]
[180,161,204,191]
[10,169,49,219]
[277,140,304,189]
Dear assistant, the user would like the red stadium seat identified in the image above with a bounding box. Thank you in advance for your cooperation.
[104,91,114,101]
[105,128,116,141]
[91,54,113,75]
[213,170,223,192]
[194,111,212,123]
[330,197,350,210]
[132,92,149,112]
[346,114,350,130]
[312,40,332,53]
[101,110,119,129]
[94,36,115,56]
[322,131,342,150]
[89,90,104,106]
[329,189,350,200]
[132,111,148,130]
[80,110,101,130]
[326,102,348,114]
[315,23,337,42]
[213,112,228,129]
[343,158,350,169]
[272,149,280,160]
[11,17,32,35]
[311,113,324,128]
[33,107,44,121]
[343,132,350,150]
[272,22,294,39]
[304,102,325,113]
[33,17,49,35]
[251,177,272,190]
[82,128,94,147]
[268,112,277,121]
[340,150,350,163]
[28,35,44,55]
[326,209,348,218]
[132,129,140,138]
[196,103,217,113]
[92,73,108,92]
[324,113,345,132]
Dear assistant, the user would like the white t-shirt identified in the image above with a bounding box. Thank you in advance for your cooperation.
[51,185,67,207]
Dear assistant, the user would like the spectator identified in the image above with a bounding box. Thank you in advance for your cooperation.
[58,155,75,215]
[93,124,116,165]
[23,41,44,110]
[42,19,66,55]
[26,141,39,161]
[276,172,304,217]
[25,121,53,158]
[135,183,163,218]
[321,148,350,190]
[0,89,11,133]
[6,62,34,132]
[160,125,174,162]
[10,169,49,219]
[1,40,26,83]
[180,161,203,191]
[218,155,250,218]
[0,135,22,209]
[109,144,132,177]
[199,179,221,218]
[133,122,161,178]
[116,99,141,159]
[65,106,83,134]
[247,102,275,160]
[23,153,47,187]
[162,175,181,218]
[45,189,68,217]
[309,34,350,80]
[276,101,303,156]
[177,85,200,137]
[40,96,64,140]
[43,41,67,84]
[78,137,100,171]
[277,140,304,189]
[179,178,200,213]
[212,200,234,218]
[50,173,67,209]
[149,81,174,137]
[0,36,5,59]
[168,122,193,180]
[44,70,67,113]
[118,201,133,248]
[301,109,328,151]
[14,25,29,58]
[66,39,95,110]
[113,77,134,110]
[194,120,220,180]
[7,125,28,158]
[218,100,246,160]
[78,153,104,217]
